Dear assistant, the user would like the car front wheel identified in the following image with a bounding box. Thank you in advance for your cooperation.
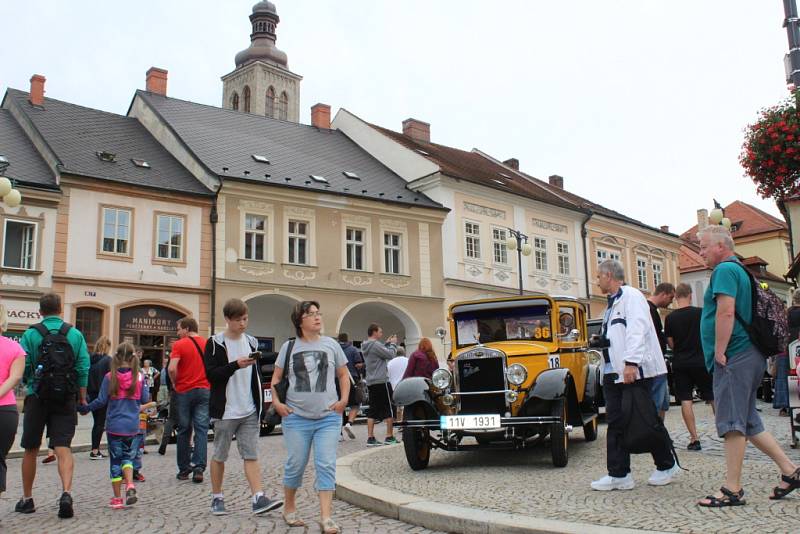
[403,404,431,471]
[550,399,568,467]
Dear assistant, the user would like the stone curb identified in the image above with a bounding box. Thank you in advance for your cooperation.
[336,446,669,534]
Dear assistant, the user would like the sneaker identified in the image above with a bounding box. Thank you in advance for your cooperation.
[125,484,137,506]
[252,494,283,515]
[211,497,227,516]
[42,454,56,464]
[192,467,204,483]
[366,437,382,447]
[384,436,399,445]
[177,468,192,480]
[89,451,105,460]
[14,497,35,514]
[57,491,74,519]
[590,474,635,491]
[343,424,356,440]
[648,463,681,486]
[109,497,124,510]
[338,433,345,442]
[687,440,702,451]
[133,471,146,482]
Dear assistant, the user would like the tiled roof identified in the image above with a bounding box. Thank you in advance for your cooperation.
[0,109,56,189]
[3,89,212,195]
[681,200,787,243]
[369,124,580,212]
[137,91,443,210]
[679,242,707,273]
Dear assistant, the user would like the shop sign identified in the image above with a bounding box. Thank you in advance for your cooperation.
[119,305,184,334]
[3,299,42,325]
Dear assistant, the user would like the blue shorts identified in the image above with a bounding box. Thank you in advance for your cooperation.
[650,374,670,412]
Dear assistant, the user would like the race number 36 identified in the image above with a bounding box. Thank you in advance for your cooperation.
[548,355,560,368]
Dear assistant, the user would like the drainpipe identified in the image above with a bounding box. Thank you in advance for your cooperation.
[581,209,594,311]
[209,178,224,333]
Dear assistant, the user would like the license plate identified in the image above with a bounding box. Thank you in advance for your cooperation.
[263,388,272,402]
[440,414,501,430]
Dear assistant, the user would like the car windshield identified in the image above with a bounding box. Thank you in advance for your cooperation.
[453,302,552,348]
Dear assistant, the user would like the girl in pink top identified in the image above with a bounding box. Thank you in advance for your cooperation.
[0,315,27,497]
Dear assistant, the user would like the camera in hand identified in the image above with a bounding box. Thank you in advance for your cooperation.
[588,334,610,349]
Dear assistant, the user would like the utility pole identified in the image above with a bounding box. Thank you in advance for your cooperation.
[784,0,800,88]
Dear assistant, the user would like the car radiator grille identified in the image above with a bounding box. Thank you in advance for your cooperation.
[457,356,506,414]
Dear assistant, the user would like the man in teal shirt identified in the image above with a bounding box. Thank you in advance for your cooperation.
[696,226,799,507]
[16,293,90,520]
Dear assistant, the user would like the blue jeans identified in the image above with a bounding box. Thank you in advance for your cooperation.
[175,388,210,472]
[132,432,144,471]
[773,354,789,410]
[107,434,136,482]
[650,374,670,412]
[281,412,341,491]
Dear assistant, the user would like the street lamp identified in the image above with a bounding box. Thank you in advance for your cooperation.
[709,199,731,229]
[505,228,532,295]
[0,156,22,208]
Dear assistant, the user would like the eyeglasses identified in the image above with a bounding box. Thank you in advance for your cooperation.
[302,311,323,318]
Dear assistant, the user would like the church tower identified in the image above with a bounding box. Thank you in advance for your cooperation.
[221,1,302,122]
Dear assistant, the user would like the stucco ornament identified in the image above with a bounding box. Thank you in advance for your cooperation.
[494,270,510,282]
[240,264,274,276]
[466,265,482,277]
[380,277,410,289]
[535,277,549,288]
[283,269,316,281]
[1,274,34,287]
[342,274,372,286]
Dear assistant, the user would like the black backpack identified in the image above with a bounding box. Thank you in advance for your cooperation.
[622,383,681,471]
[32,322,78,403]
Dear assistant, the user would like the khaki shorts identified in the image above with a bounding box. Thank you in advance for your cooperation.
[713,345,766,438]
[211,411,260,463]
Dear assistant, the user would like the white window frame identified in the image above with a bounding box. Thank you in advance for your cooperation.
[345,227,366,271]
[533,236,548,272]
[155,214,185,261]
[492,227,508,265]
[557,240,570,276]
[101,207,132,256]
[243,213,268,261]
[2,218,38,270]
[596,248,621,264]
[384,232,402,274]
[287,219,310,265]
[239,204,275,263]
[637,257,648,290]
[652,261,663,288]
[379,219,408,275]
[464,220,481,260]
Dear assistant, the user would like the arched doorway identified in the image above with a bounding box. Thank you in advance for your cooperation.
[337,300,422,349]
[245,293,299,354]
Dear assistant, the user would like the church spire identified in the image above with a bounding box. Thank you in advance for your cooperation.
[234,1,288,68]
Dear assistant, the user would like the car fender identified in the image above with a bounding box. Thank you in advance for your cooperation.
[531,368,571,400]
[392,377,434,408]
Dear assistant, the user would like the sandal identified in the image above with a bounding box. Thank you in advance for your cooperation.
[319,517,340,534]
[770,467,800,500]
[698,486,746,507]
[282,510,306,527]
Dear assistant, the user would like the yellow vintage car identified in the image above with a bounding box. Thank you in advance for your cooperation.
[394,294,602,470]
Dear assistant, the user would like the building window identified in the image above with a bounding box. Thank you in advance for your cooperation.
[75,307,102,348]
[652,262,663,288]
[244,214,266,261]
[231,91,239,111]
[278,91,288,120]
[243,85,251,113]
[102,207,131,255]
[637,258,648,290]
[156,214,184,261]
[2,219,36,270]
[492,228,508,264]
[534,237,548,271]
[346,227,365,271]
[384,232,401,274]
[465,221,481,260]
[596,249,620,264]
[266,86,275,118]
[288,220,308,265]
[557,241,570,276]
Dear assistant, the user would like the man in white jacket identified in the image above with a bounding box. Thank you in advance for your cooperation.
[590,259,679,491]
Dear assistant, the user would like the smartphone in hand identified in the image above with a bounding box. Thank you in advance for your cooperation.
[248,351,262,361]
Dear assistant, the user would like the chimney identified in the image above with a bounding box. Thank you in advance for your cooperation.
[503,158,519,170]
[660,225,670,233]
[29,74,46,106]
[548,174,564,189]
[697,209,709,230]
[402,118,430,143]
[310,103,331,129]
[146,67,168,96]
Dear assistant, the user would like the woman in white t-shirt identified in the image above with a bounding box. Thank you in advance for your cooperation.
[271,301,349,534]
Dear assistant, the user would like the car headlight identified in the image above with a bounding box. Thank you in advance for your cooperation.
[506,363,527,386]
[587,350,603,366]
[431,368,452,389]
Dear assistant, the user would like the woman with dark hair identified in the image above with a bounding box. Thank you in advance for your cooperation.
[0,304,25,500]
[271,301,350,534]
[88,336,112,459]
[402,337,439,380]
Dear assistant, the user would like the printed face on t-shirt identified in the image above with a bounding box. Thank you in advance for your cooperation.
[291,350,329,393]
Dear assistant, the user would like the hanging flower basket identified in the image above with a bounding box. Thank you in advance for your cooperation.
[741,92,800,199]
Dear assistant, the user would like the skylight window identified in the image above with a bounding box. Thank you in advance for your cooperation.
[96,151,116,162]
[252,155,270,164]
[309,175,328,183]
[343,171,360,180]
[491,179,507,186]
[498,172,512,179]
[131,158,150,168]
[416,149,430,156]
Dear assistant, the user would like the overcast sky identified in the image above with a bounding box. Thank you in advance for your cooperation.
[0,1,792,234]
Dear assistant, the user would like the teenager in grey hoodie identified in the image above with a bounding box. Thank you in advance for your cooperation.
[361,324,398,446]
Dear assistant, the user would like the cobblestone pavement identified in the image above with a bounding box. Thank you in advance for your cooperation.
[351,401,800,534]
[0,422,444,534]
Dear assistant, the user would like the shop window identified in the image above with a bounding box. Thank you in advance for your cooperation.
[2,219,37,270]
[75,307,103,348]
